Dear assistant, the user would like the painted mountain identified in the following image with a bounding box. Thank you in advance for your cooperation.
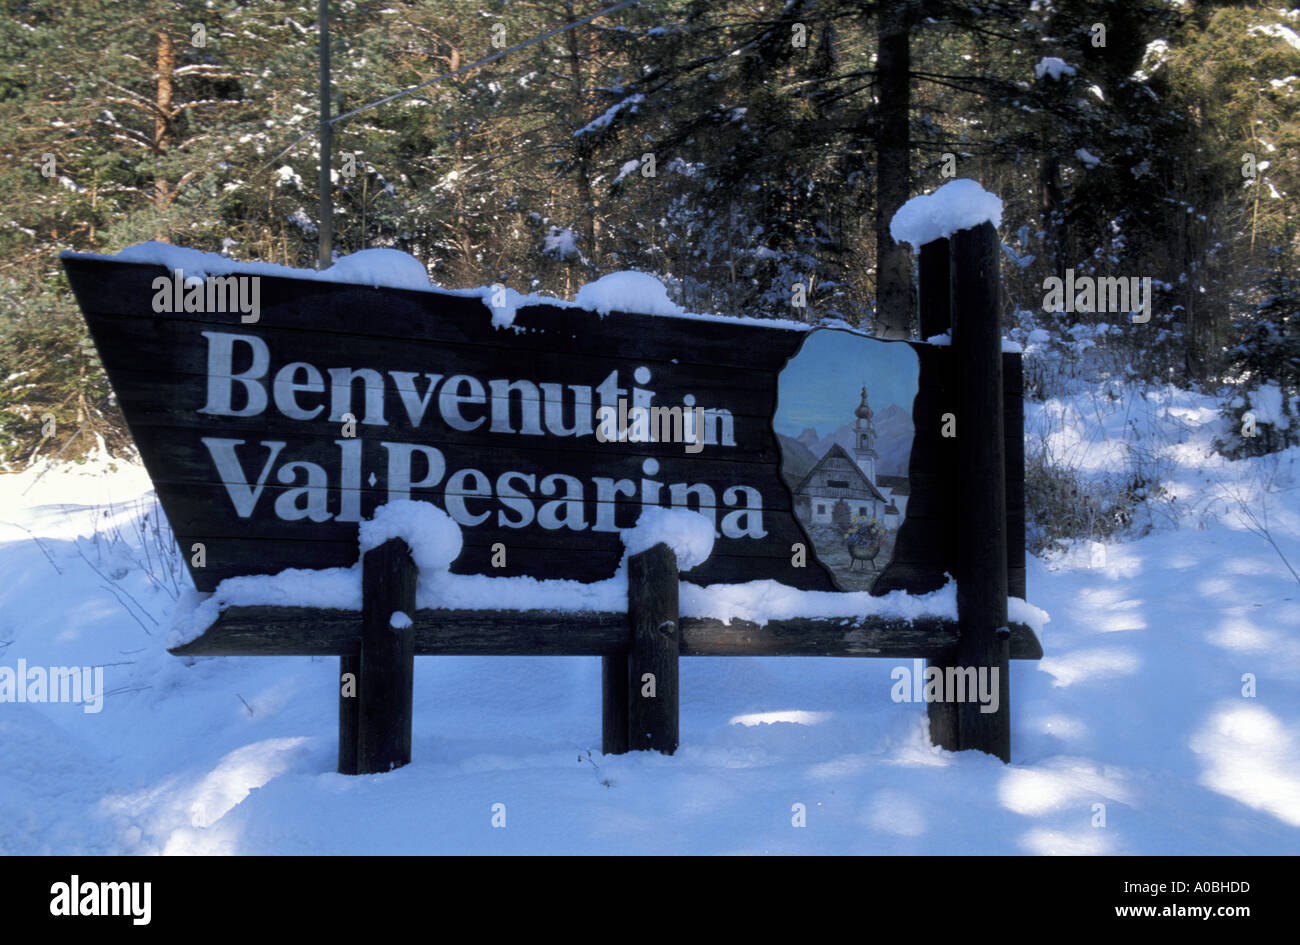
[783,404,915,480]
[777,433,820,488]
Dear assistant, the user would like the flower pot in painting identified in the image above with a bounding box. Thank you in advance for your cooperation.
[846,539,880,570]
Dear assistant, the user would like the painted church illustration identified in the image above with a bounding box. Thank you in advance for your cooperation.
[792,387,904,528]
[774,329,917,590]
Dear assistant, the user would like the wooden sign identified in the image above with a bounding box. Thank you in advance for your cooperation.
[62,221,1035,770]
[60,256,1024,599]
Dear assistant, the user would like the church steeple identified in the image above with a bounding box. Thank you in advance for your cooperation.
[853,385,877,486]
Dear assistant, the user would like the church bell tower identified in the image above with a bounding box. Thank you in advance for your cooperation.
[853,385,877,486]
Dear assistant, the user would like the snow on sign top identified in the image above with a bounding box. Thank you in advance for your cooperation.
[114,241,435,291]
[573,271,686,317]
[65,242,811,332]
[889,179,1004,250]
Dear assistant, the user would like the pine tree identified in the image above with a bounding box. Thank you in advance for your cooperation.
[1221,230,1300,455]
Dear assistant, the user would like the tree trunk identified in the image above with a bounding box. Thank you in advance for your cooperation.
[447,44,478,286]
[874,0,915,338]
[317,0,333,270]
[1038,153,1065,282]
[566,2,597,270]
[153,30,175,211]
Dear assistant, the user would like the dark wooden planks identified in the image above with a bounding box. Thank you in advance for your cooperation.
[83,314,787,433]
[146,533,839,592]
[65,255,1027,604]
[62,256,809,373]
[872,347,1025,600]
[169,605,1044,660]
[155,492,828,594]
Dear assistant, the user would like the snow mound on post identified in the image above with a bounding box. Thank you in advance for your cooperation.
[574,271,684,316]
[889,179,1004,250]
[620,507,715,571]
[359,500,463,572]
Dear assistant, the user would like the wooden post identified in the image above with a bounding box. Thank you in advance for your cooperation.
[601,654,629,755]
[619,543,679,754]
[926,658,959,753]
[950,221,1011,762]
[917,236,958,751]
[1004,354,1028,600]
[338,650,359,774]
[354,538,418,774]
[917,237,951,341]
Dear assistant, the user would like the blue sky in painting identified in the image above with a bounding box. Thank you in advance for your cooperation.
[775,330,920,438]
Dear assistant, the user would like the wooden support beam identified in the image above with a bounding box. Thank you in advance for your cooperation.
[1004,353,1028,600]
[683,615,958,657]
[626,544,679,754]
[926,667,960,752]
[917,234,959,751]
[601,653,629,755]
[918,237,951,341]
[352,538,418,774]
[338,649,359,775]
[172,606,1043,661]
[950,221,1011,763]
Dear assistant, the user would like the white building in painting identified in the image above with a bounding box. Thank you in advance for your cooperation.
[794,387,888,526]
[792,386,910,528]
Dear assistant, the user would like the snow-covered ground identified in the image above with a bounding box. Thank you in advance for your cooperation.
[1,386,1298,854]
